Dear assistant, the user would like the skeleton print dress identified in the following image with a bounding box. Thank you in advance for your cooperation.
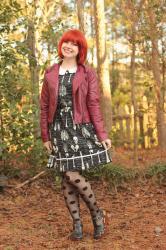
[47,66,112,173]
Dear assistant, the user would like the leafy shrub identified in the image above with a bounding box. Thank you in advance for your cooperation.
[145,163,166,184]
[101,164,138,190]
[83,163,139,191]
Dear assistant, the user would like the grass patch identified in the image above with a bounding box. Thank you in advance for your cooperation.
[0,164,21,179]
[83,162,165,191]
[83,163,139,191]
[145,163,166,184]
[101,164,139,190]
[1,160,166,191]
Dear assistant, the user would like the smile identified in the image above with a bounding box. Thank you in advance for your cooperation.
[63,48,73,53]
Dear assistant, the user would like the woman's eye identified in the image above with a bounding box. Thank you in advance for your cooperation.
[64,41,78,46]
[72,42,78,46]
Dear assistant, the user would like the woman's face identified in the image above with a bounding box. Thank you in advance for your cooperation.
[61,41,79,59]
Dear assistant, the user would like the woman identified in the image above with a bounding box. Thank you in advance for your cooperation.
[40,29,112,240]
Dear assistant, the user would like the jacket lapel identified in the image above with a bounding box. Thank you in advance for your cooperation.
[46,63,60,100]
[46,63,86,97]
[73,65,86,94]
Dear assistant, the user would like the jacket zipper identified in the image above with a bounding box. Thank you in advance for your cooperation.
[81,87,85,123]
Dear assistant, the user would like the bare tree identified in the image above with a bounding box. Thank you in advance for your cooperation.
[26,2,40,141]
[93,0,112,133]
[127,0,144,164]
[76,0,85,32]
[146,1,166,148]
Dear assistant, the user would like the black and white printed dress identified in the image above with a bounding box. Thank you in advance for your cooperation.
[47,66,112,173]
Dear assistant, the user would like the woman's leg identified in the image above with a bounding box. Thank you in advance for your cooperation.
[63,171,100,219]
[62,171,105,239]
[61,173,83,240]
[61,175,81,223]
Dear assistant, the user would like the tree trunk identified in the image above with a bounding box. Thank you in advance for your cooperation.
[76,0,85,32]
[138,112,145,149]
[146,3,166,148]
[0,103,3,161]
[27,17,40,141]
[93,0,112,133]
[130,28,138,165]
[123,0,145,162]
[90,0,95,67]
[126,117,131,146]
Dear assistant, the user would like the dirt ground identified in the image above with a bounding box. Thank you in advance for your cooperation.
[0,177,165,250]
[0,148,166,250]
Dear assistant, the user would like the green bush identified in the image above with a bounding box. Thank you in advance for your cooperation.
[145,163,166,184]
[101,164,138,190]
[83,163,139,191]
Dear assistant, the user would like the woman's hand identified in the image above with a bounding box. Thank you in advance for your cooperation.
[43,141,53,154]
[101,138,112,150]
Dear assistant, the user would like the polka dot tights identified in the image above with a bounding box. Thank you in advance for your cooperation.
[62,171,100,223]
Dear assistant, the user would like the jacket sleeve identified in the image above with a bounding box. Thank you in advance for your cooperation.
[86,67,109,142]
[40,69,50,143]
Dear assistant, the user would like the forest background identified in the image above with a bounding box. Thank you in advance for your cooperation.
[0,0,166,179]
[0,0,166,249]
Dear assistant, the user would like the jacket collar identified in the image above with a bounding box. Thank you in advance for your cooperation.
[45,62,87,94]
[59,65,77,74]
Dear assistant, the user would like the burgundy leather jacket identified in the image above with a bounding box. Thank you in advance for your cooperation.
[40,62,109,143]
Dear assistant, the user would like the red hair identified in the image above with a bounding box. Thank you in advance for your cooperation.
[58,29,88,64]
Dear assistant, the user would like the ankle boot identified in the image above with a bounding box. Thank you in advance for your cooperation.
[92,209,105,239]
[70,221,83,240]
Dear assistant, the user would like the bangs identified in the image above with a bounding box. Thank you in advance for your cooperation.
[62,34,79,45]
